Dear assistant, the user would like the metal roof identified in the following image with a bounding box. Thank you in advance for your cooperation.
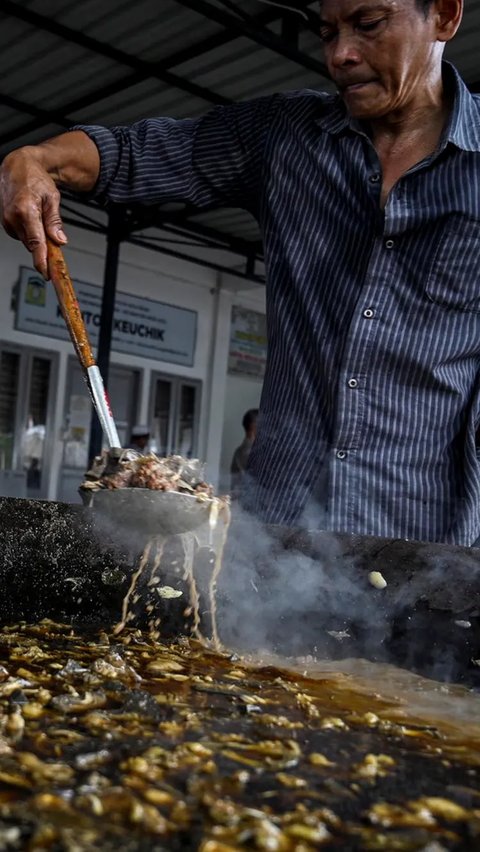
[1,0,479,281]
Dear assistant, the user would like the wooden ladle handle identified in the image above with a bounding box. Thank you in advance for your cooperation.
[47,239,95,369]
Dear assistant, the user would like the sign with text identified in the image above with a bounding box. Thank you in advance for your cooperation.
[228,304,267,378]
[15,267,197,366]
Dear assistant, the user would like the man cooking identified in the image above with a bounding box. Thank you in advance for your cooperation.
[1,0,478,544]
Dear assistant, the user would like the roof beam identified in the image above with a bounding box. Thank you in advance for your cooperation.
[0,92,73,129]
[118,199,264,255]
[59,194,264,265]
[0,0,309,269]
[0,68,226,149]
[2,0,308,98]
[0,0,296,148]
[99,200,264,258]
[149,219,263,258]
[127,233,266,284]
[2,0,220,89]
[0,1,319,149]
[152,2,314,69]
[1,2,230,98]
[60,212,265,284]
[174,0,330,80]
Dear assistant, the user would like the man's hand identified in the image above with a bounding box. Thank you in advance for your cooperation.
[0,132,100,279]
[0,147,66,279]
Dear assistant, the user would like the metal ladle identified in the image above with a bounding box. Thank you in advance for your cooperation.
[47,238,121,450]
[47,239,213,536]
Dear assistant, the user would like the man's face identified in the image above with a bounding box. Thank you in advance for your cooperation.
[318,0,445,118]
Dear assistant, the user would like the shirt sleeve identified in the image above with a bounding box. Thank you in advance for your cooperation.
[72,95,279,215]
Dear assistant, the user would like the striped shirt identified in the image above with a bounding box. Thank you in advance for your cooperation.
[76,61,480,545]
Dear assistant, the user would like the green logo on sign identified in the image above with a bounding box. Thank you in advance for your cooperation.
[25,276,46,307]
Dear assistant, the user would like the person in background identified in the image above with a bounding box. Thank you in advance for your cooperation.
[126,425,151,455]
[231,409,258,499]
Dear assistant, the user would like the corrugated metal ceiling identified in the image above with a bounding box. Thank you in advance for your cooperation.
[0,0,479,279]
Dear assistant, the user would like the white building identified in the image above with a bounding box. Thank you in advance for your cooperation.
[0,222,265,503]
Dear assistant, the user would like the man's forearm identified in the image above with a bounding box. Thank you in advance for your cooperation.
[18,131,101,192]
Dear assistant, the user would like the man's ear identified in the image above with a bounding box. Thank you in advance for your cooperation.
[434,0,463,44]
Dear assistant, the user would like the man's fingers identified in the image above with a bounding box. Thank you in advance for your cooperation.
[43,191,67,245]
[22,192,66,279]
[24,231,48,280]
[16,199,49,278]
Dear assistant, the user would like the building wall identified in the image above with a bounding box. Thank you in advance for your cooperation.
[0,223,265,500]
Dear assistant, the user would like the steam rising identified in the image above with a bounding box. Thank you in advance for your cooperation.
[212,504,480,688]
[88,491,480,688]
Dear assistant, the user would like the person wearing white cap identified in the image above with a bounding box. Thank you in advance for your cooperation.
[127,425,150,455]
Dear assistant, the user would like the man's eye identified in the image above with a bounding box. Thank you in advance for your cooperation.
[319,28,336,43]
[357,18,385,33]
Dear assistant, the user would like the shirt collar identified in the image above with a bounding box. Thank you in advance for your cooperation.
[314,61,480,153]
[441,61,480,153]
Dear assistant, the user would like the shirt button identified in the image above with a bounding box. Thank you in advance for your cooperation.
[336,450,347,460]
[369,173,380,183]
[385,239,395,249]
[347,378,358,388]
[363,308,374,318]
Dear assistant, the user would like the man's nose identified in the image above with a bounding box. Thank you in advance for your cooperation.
[328,33,362,68]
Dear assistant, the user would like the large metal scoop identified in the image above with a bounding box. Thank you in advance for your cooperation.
[87,487,214,539]
[48,241,214,537]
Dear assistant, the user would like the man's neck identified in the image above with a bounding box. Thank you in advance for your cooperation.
[371,105,449,156]
[364,79,452,206]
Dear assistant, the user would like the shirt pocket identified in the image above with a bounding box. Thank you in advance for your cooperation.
[425,217,480,313]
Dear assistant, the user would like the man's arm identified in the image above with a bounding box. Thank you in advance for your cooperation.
[74,98,276,210]
[1,95,278,279]
[0,131,100,279]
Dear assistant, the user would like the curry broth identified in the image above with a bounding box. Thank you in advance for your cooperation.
[0,621,478,850]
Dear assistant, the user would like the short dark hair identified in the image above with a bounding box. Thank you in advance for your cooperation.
[242,408,258,432]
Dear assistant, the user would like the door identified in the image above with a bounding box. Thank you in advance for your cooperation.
[149,374,201,458]
[0,345,58,499]
[58,359,140,502]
